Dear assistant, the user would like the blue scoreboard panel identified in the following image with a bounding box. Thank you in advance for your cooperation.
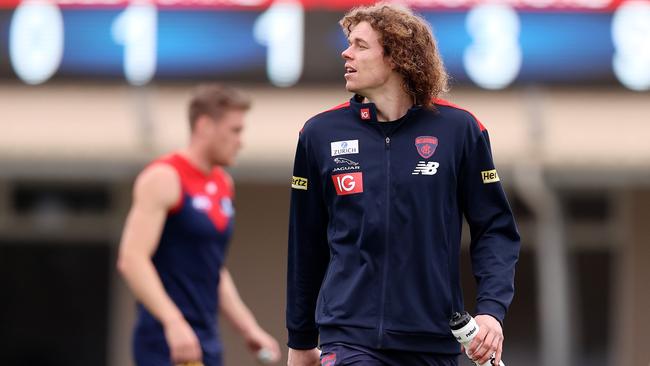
[0,0,648,90]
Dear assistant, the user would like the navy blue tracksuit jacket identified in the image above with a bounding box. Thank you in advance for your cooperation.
[287,95,520,354]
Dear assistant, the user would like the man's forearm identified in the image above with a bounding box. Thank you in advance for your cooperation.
[118,253,183,326]
[218,269,260,336]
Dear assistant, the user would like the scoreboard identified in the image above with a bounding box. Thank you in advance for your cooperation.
[0,0,649,90]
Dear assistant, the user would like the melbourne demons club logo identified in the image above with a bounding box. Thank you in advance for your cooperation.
[321,353,336,366]
[415,136,438,159]
[332,172,363,195]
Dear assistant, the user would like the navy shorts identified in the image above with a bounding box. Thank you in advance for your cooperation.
[133,335,222,366]
[320,343,458,366]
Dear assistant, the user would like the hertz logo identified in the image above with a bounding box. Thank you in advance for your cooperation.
[291,176,308,190]
[481,169,500,184]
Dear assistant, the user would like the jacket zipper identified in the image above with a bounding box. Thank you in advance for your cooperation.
[377,135,391,348]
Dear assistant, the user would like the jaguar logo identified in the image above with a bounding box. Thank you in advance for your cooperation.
[334,157,359,166]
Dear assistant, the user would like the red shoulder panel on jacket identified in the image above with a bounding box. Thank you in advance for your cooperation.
[326,101,351,112]
[300,101,351,133]
[434,98,487,132]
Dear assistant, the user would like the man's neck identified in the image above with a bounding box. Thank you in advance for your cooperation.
[362,85,413,122]
[180,145,213,174]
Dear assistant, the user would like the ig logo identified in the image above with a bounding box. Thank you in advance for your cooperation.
[332,173,363,195]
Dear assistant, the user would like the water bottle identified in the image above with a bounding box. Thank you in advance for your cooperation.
[449,311,505,366]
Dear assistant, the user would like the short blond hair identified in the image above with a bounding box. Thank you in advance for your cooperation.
[188,83,250,131]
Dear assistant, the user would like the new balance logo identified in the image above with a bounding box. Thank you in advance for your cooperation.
[412,161,440,175]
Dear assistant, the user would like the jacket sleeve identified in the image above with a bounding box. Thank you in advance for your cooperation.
[459,122,521,324]
[286,131,331,349]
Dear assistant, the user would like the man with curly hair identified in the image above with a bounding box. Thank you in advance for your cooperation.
[286,3,520,366]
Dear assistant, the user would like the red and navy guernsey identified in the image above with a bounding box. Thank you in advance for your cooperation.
[133,153,234,366]
[287,95,521,354]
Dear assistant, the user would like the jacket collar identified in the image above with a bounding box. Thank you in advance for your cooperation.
[348,94,422,123]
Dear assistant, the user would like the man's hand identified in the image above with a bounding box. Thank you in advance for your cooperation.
[243,326,281,364]
[163,317,203,364]
[287,348,320,366]
[466,314,503,365]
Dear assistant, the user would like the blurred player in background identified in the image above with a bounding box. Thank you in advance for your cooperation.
[286,3,520,366]
[117,83,281,366]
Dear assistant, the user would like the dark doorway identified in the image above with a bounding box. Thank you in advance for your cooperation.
[0,242,111,366]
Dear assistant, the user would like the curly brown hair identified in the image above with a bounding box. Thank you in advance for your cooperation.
[340,3,448,108]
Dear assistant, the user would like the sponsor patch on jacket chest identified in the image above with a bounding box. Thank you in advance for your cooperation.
[332,157,361,173]
[332,172,363,195]
[330,140,359,156]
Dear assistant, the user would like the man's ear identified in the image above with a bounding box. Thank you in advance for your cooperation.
[194,115,212,134]
[386,54,397,70]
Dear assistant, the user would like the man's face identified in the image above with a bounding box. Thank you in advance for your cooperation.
[204,110,245,167]
[341,21,394,95]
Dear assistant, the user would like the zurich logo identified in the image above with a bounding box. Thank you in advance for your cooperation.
[330,139,359,156]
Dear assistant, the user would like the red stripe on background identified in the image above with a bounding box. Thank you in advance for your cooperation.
[0,0,624,11]
[0,0,274,10]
